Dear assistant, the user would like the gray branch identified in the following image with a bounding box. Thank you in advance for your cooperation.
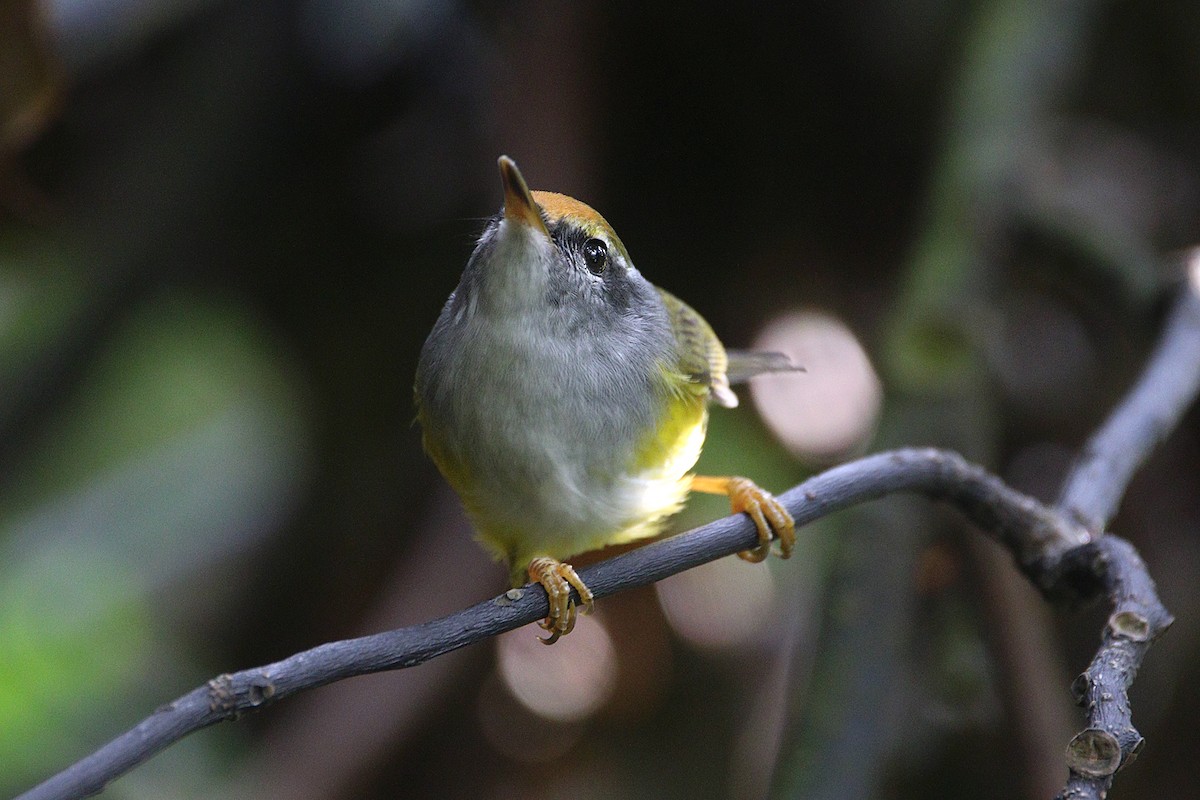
[10,450,1158,800]
[1057,279,1200,532]
[1047,266,1200,800]
[19,277,1200,800]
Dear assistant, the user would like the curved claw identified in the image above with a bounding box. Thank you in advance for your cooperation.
[527,557,594,644]
[736,494,773,562]
[763,494,795,559]
[537,611,574,644]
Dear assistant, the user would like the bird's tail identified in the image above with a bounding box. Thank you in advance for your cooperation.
[724,350,804,384]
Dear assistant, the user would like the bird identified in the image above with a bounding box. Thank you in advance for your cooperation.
[415,156,798,643]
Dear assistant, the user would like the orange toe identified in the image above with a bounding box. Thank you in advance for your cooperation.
[527,557,594,644]
[691,475,795,562]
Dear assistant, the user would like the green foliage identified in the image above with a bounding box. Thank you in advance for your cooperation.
[0,257,311,794]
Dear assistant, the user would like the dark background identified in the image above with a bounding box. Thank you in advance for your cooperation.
[3,1,1199,798]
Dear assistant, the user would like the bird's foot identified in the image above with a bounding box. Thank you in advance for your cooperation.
[690,475,795,563]
[527,556,594,644]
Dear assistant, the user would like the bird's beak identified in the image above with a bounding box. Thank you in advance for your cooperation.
[498,156,550,239]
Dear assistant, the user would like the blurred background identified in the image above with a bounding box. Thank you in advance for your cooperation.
[3,0,1200,798]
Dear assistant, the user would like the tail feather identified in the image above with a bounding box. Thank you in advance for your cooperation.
[724,350,804,385]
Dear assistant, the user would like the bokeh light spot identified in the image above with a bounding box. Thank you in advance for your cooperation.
[656,555,776,650]
[497,616,617,723]
[477,672,585,766]
[750,310,882,461]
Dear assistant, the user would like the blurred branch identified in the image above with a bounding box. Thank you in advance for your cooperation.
[969,535,1074,800]
[0,0,61,156]
[884,0,1101,393]
[869,0,1182,794]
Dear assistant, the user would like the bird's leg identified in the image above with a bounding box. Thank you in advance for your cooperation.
[526,556,595,644]
[690,475,795,563]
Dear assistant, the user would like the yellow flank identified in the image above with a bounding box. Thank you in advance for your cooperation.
[597,364,709,545]
[632,364,709,475]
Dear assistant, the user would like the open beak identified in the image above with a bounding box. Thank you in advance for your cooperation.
[498,156,550,238]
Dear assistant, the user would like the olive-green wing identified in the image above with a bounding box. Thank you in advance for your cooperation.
[657,288,803,409]
[656,287,739,408]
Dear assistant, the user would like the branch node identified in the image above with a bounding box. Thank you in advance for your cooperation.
[1106,610,1152,643]
[1065,728,1123,777]
[206,674,237,716]
[246,677,276,707]
[1127,735,1146,766]
[1070,673,1091,707]
[495,588,525,607]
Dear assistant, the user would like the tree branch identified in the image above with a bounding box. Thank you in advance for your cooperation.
[1057,265,1200,532]
[20,276,1200,800]
[6,448,1131,800]
[1046,264,1200,800]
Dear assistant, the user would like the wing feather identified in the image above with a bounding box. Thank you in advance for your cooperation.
[657,289,802,408]
[656,288,739,407]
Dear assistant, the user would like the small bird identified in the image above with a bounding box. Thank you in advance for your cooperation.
[415,156,797,643]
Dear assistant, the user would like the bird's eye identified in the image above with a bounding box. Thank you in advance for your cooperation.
[582,238,608,275]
